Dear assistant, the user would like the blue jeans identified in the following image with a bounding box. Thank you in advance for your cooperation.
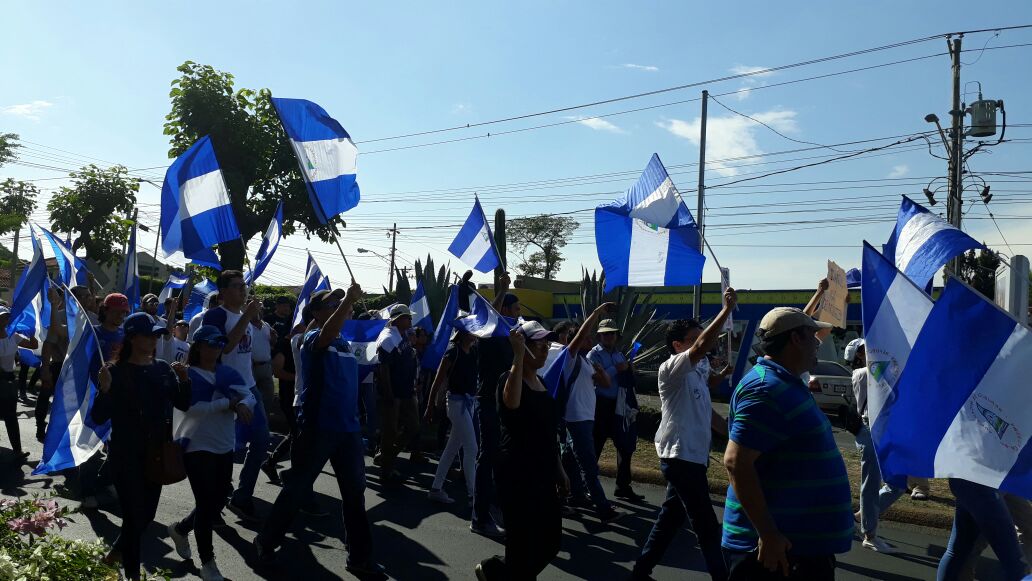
[936,478,1029,580]
[854,424,905,535]
[233,385,271,504]
[633,458,728,580]
[259,429,372,565]
[564,420,612,513]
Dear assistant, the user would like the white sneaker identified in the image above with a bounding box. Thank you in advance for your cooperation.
[168,522,192,559]
[428,489,454,504]
[862,536,898,554]
[200,559,224,581]
[911,489,929,500]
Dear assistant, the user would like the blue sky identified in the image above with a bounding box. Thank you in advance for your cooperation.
[3,1,1032,292]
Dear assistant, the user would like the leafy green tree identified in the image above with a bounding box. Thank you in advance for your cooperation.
[164,61,342,270]
[46,165,138,265]
[0,133,19,167]
[507,215,578,280]
[955,245,1002,299]
[0,178,38,236]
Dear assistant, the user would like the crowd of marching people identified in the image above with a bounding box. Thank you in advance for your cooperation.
[1,266,1031,581]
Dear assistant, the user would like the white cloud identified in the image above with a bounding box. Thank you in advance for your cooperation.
[887,164,909,178]
[566,116,625,134]
[621,63,659,72]
[1,100,54,121]
[728,65,773,101]
[657,109,798,176]
[451,102,473,115]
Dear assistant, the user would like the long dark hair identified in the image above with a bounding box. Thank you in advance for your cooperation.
[187,341,222,366]
[113,335,134,367]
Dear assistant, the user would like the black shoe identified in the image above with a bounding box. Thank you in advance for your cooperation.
[615,487,646,502]
[212,512,229,530]
[300,500,330,517]
[228,498,259,523]
[345,560,387,580]
[261,462,281,485]
[599,507,626,524]
[253,536,276,566]
[35,428,45,443]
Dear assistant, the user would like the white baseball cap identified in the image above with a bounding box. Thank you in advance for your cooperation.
[844,338,865,362]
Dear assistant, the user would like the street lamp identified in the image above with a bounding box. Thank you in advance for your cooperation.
[357,248,389,263]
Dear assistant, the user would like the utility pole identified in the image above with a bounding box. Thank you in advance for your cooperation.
[8,224,20,303]
[692,90,708,319]
[119,208,137,290]
[494,208,507,288]
[946,35,964,276]
[387,223,398,293]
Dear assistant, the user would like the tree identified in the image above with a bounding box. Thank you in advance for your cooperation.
[0,178,38,236]
[46,165,138,265]
[0,133,19,167]
[164,61,341,270]
[507,215,579,280]
[955,245,1001,299]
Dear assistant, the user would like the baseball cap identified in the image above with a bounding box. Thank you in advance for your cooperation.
[123,312,169,337]
[757,307,832,340]
[142,293,159,305]
[193,325,228,347]
[597,319,620,334]
[103,293,131,313]
[307,288,346,315]
[175,319,189,327]
[387,304,413,322]
[517,320,559,342]
[844,338,865,362]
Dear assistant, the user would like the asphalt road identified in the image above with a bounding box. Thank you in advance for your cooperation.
[0,396,1010,580]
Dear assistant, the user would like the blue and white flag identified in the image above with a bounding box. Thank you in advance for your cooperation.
[34,286,109,475]
[448,196,503,273]
[451,291,513,339]
[37,224,89,287]
[422,285,460,371]
[157,271,189,317]
[542,346,571,400]
[883,196,984,290]
[292,254,329,328]
[184,279,218,322]
[17,348,41,369]
[122,222,140,312]
[595,154,705,292]
[160,136,240,268]
[7,225,51,339]
[341,319,389,384]
[410,280,433,334]
[271,97,360,224]
[872,276,1032,497]
[245,200,284,286]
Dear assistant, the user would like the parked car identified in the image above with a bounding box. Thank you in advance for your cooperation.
[808,360,856,417]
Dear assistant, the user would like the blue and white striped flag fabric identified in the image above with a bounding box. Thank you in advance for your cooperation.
[245,200,284,285]
[595,154,704,292]
[271,98,360,224]
[861,242,934,435]
[883,195,984,290]
[160,136,240,267]
[872,275,1032,497]
[422,285,460,371]
[7,225,51,339]
[292,254,330,328]
[33,286,109,475]
[341,319,389,384]
[183,279,217,322]
[542,346,571,400]
[157,271,189,317]
[448,196,502,273]
[37,224,89,287]
[122,222,140,312]
[410,280,433,334]
[451,291,513,339]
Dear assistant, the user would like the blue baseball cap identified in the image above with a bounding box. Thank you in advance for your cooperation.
[123,313,169,337]
[193,325,228,347]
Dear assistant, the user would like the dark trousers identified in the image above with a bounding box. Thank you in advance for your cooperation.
[268,385,297,465]
[112,466,163,580]
[473,396,500,526]
[176,451,233,563]
[724,549,835,581]
[634,459,727,580]
[34,362,61,433]
[564,420,612,512]
[593,397,634,489]
[0,372,22,453]
[480,482,562,580]
[259,429,373,566]
[378,395,420,471]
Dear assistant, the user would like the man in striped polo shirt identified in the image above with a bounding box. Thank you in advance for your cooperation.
[722,307,853,580]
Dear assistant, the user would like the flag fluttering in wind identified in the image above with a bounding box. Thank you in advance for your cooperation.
[122,221,140,312]
[883,195,984,290]
[245,200,284,285]
[184,279,218,322]
[341,319,389,384]
[409,280,433,334]
[37,224,89,287]
[448,196,503,273]
[292,254,330,328]
[271,98,360,224]
[160,136,240,269]
[542,346,571,400]
[451,291,513,339]
[157,271,189,317]
[595,154,705,292]
[7,225,50,339]
[421,285,460,371]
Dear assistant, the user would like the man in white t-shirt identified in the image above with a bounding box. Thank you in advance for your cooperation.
[631,287,736,581]
[202,270,268,521]
[159,320,191,363]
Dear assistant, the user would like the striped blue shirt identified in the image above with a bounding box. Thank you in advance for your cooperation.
[722,358,854,556]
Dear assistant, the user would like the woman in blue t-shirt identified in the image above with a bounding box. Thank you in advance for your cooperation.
[168,325,254,581]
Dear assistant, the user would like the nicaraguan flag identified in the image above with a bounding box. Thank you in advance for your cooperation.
[245,200,284,285]
[422,285,460,371]
[37,224,89,287]
[157,270,189,316]
[34,286,109,475]
[7,225,51,340]
[122,221,140,312]
[292,254,330,328]
[17,348,41,369]
[341,319,389,383]
[451,291,512,339]
[542,346,571,400]
[883,195,984,290]
[160,136,240,267]
[183,279,217,322]
[595,154,704,292]
[448,196,502,273]
[872,276,1032,497]
[410,280,433,334]
[271,97,360,224]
